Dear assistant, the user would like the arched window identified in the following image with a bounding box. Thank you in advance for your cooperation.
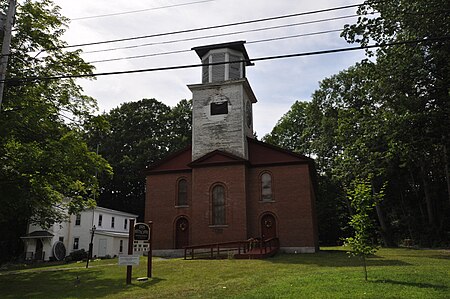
[177,179,188,206]
[212,185,225,225]
[261,173,273,202]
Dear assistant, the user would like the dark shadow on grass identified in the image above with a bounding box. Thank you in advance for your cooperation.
[266,252,410,267]
[0,267,164,299]
[132,277,165,288]
[372,279,448,290]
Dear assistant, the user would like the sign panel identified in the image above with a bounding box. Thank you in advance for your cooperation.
[134,223,150,241]
[118,255,140,266]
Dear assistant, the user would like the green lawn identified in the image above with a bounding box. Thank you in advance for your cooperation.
[0,247,449,298]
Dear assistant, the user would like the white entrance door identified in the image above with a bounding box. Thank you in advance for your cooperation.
[98,239,107,257]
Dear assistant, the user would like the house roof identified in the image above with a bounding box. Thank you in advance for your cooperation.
[145,138,314,175]
[93,206,138,218]
[188,149,247,168]
[191,41,253,66]
[247,138,313,166]
[144,146,192,174]
[21,230,54,239]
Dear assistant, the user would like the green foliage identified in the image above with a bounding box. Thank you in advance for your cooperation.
[1,248,450,298]
[344,177,384,280]
[86,98,192,217]
[263,101,313,156]
[65,249,87,262]
[264,0,450,247]
[0,0,111,260]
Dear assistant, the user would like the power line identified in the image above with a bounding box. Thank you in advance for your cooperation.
[4,36,448,84]
[248,29,343,45]
[71,0,216,21]
[62,3,363,49]
[89,49,192,64]
[82,14,359,55]
[88,29,344,64]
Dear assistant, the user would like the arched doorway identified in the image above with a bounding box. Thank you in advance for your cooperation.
[175,217,189,249]
[261,213,277,240]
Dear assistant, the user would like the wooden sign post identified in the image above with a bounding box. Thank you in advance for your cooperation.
[148,221,153,278]
[126,218,135,285]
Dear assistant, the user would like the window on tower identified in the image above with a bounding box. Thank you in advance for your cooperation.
[210,101,228,115]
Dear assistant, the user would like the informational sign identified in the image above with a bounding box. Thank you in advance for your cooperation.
[134,240,149,254]
[118,255,140,266]
[134,223,150,241]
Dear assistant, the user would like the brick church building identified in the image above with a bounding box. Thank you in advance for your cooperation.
[145,41,319,255]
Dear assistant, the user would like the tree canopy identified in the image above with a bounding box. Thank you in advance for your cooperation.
[264,0,450,246]
[0,0,111,261]
[86,98,192,218]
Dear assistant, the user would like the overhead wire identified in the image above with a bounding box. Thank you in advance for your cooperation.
[87,29,344,64]
[61,3,364,49]
[82,14,360,54]
[4,36,449,84]
[70,0,216,21]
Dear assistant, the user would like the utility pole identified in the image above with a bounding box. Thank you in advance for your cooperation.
[0,0,16,112]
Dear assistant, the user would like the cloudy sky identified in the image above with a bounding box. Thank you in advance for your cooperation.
[52,0,366,137]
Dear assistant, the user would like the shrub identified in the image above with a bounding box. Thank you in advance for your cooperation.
[65,249,87,262]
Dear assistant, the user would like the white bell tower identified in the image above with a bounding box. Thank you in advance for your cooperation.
[188,41,257,161]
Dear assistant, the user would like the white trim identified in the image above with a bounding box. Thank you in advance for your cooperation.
[224,52,229,81]
[94,206,138,218]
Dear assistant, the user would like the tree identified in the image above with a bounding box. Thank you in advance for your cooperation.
[265,0,450,247]
[342,0,450,244]
[89,98,192,217]
[263,101,313,156]
[0,0,111,261]
[344,177,384,281]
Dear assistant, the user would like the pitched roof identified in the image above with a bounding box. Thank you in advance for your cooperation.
[247,138,313,166]
[191,41,253,66]
[21,230,54,239]
[144,146,192,174]
[189,150,247,168]
[145,139,314,175]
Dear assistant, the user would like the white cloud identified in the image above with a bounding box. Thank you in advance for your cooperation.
[52,0,366,135]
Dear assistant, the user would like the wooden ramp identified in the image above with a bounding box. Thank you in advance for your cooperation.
[184,237,279,260]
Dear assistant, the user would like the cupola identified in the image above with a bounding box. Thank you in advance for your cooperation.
[192,41,253,83]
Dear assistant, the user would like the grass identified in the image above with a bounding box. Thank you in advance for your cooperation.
[0,247,449,298]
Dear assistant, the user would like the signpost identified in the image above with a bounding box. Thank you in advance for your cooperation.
[126,219,135,285]
[134,223,150,240]
[124,220,153,284]
[147,221,153,278]
[118,255,140,266]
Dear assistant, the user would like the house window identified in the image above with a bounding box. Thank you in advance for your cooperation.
[73,237,79,250]
[98,214,103,227]
[261,172,273,202]
[177,179,188,206]
[111,217,115,228]
[59,237,64,242]
[119,240,123,253]
[124,219,128,230]
[75,214,81,226]
[212,185,225,225]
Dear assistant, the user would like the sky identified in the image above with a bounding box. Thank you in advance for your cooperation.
[51,0,367,137]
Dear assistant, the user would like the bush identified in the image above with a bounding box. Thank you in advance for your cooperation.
[65,249,87,262]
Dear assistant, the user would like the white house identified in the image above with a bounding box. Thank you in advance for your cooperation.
[21,206,138,261]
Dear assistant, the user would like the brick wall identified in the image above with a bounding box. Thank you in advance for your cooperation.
[146,163,318,250]
[247,164,317,248]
